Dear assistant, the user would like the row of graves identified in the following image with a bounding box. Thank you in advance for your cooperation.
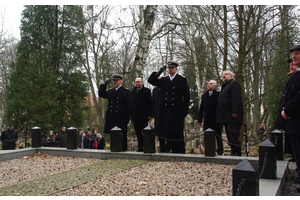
[26,126,286,196]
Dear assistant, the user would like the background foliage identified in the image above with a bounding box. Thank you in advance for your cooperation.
[0,5,299,141]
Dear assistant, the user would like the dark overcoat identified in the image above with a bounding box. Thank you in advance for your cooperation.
[198,90,222,133]
[152,87,161,130]
[148,72,190,135]
[130,86,152,125]
[99,84,132,134]
[275,80,289,130]
[1,128,17,150]
[216,79,243,125]
[284,71,300,134]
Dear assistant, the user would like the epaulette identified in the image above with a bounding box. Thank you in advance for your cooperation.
[163,75,166,77]
[182,75,186,78]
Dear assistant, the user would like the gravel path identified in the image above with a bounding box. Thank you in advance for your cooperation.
[54,161,234,196]
[282,162,300,196]
[0,152,299,196]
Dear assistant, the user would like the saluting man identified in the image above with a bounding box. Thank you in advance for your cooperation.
[148,61,190,154]
[98,74,132,151]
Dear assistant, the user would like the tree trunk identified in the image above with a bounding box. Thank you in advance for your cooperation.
[133,5,158,78]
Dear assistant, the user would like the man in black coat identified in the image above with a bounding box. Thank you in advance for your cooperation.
[1,122,18,150]
[59,126,67,148]
[148,60,190,154]
[152,86,167,152]
[216,70,243,156]
[198,80,223,155]
[99,74,132,151]
[281,44,300,189]
[130,77,152,152]
[275,58,297,159]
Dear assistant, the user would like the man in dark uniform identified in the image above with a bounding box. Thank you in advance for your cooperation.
[198,80,223,155]
[152,86,167,152]
[1,122,18,150]
[281,44,300,192]
[216,70,243,156]
[99,74,132,151]
[148,61,190,154]
[130,77,152,152]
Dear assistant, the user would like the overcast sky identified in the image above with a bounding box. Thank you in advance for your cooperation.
[0,1,294,40]
[1,4,24,39]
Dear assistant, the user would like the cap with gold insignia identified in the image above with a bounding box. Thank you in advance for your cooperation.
[112,74,123,80]
[167,60,179,68]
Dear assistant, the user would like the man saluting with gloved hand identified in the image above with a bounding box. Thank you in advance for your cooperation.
[148,61,190,154]
[98,74,132,151]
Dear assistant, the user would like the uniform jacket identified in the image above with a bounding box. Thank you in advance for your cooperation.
[1,128,18,150]
[216,79,243,125]
[130,85,152,123]
[198,90,222,133]
[284,71,300,134]
[275,80,290,130]
[99,84,132,133]
[148,72,190,135]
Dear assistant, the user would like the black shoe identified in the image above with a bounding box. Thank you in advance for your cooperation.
[159,148,166,153]
[288,157,295,162]
[292,174,300,180]
[293,177,300,184]
[136,149,143,152]
[297,187,300,193]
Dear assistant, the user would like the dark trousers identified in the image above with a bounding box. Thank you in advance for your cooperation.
[290,134,300,172]
[159,137,167,152]
[166,133,185,154]
[122,129,128,151]
[224,123,241,156]
[285,134,293,155]
[133,121,147,151]
[215,131,224,155]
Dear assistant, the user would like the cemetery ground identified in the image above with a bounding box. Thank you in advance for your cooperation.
[0,147,298,196]
[0,130,298,196]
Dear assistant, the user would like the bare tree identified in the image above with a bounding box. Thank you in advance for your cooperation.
[131,5,158,79]
[83,5,117,128]
[0,8,18,130]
